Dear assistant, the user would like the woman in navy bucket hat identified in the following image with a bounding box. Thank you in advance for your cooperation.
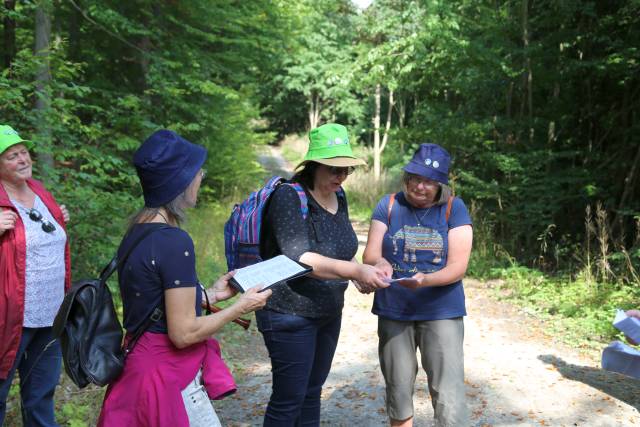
[98,130,271,427]
[363,142,473,427]
[402,143,451,185]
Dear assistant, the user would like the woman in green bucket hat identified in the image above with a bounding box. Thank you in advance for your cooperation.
[0,125,71,426]
[256,123,389,426]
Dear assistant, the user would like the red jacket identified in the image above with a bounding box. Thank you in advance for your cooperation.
[0,179,71,379]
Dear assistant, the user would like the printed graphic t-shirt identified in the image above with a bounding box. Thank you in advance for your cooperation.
[371,192,472,321]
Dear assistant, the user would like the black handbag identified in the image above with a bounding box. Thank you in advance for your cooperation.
[52,227,164,388]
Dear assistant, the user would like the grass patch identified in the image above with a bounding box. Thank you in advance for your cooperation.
[342,166,400,222]
[487,265,640,351]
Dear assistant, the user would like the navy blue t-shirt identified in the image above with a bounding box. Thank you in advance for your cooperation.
[371,192,472,321]
[118,223,202,334]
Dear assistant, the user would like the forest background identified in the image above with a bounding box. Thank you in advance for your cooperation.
[1,0,639,424]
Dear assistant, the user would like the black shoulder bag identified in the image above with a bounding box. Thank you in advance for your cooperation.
[53,226,165,388]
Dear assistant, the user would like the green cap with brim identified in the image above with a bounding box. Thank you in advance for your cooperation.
[295,123,367,169]
[0,125,34,155]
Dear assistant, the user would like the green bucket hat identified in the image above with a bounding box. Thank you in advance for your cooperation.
[296,123,366,169]
[0,125,34,156]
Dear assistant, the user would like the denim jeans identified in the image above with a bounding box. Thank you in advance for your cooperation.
[256,309,342,427]
[0,327,61,427]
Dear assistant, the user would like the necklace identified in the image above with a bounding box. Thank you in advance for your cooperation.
[157,210,170,224]
[411,205,432,226]
[310,190,337,213]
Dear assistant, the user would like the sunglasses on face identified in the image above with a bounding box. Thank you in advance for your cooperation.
[327,166,355,176]
[27,208,56,233]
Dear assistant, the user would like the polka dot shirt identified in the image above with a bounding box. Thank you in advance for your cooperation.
[118,223,202,334]
[260,184,359,317]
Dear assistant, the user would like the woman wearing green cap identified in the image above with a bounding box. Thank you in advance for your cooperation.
[0,125,71,426]
[257,123,389,426]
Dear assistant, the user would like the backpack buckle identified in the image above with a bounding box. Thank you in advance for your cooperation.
[150,308,163,322]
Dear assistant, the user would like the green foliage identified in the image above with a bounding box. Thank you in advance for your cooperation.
[186,202,233,284]
[264,0,364,131]
[0,0,291,277]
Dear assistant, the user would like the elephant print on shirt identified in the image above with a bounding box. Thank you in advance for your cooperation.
[391,225,444,263]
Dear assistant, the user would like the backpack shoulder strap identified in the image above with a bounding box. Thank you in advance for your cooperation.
[99,225,168,282]
[286,182,309,220]
[124,306,163,354]
[387,193,396,226]
[445,196,454,223]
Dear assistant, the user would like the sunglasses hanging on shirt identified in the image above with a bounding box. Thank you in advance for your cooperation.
[25,207,56,233]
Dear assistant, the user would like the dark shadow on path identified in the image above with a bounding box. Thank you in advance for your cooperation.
[539,354,640,410]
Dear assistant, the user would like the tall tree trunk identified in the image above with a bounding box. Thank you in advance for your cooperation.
[506,81,513,120]
[616,142,640,227]
[380,88,394,156]
[522,0,533,141]
[308,95,315,129]
[138,4,160,90]
[4,0,16,69]
[308,93,321,129]
[68,0,82,60]
[614,89,637,232]
[35,0,53,171]
[396,95,406,128]
[373,84,381,180]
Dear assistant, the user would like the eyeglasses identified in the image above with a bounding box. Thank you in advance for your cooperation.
[26,208,56,233]
[407,174,439,187]
[327,166,355,176]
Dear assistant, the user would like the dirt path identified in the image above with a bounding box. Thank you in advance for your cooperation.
[215,265,640,426]
[215,270,640,426]
[256,145,293,179]
[215,147,640,426]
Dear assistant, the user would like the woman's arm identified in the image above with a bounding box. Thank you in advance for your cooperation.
[165,285,271,349]
[269,185,387,288]
[362,219,393,277]
[299,252,388,288]
[409,225,473,288]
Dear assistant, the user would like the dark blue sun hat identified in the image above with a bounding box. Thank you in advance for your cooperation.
[403,143,450,185]
[133,129,207,207]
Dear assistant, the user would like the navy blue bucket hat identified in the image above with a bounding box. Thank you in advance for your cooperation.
[403,143,450,185]
[133,129,207,207]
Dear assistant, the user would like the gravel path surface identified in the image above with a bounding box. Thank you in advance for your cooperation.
[215,279,640,427]
[215,233,640,426]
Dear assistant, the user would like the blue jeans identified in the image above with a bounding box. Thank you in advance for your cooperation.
[0,327,61,427]
[256,309,342,427]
